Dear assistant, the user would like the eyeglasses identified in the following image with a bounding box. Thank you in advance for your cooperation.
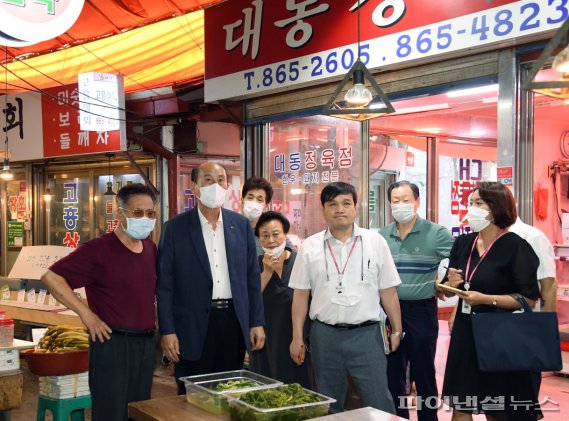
[119,207,157,219]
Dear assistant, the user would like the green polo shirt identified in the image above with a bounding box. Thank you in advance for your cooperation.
[379,217,454,300]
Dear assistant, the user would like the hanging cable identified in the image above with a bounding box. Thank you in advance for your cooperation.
[1,45,14,180]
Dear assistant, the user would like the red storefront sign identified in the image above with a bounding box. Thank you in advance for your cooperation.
[406,151,415,167]
[497,166,513,186]
[205,0,565,101]
[41,85,123,158]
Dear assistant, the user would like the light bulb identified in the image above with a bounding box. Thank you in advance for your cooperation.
[0,159,13,180]
[553,45,569,73]
[344,69,373,107]
[345,83,373,107]
[43,186,52,202]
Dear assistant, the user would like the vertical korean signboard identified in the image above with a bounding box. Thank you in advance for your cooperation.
[205,0,567,102]
[78,72,124,133]
[41,84,125,158]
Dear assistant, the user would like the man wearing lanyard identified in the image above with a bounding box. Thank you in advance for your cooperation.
[290,182,403,414]
[380,180,454,421]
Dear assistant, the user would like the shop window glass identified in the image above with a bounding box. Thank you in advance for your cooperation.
[178,173,242,214]
[94,174,145,238]
[6,180,29,249]
[530,67,569,243]
[367,133,428,232]
[438,150,497,237]
[47,173,148,247]
[268,115,360,242]
[371,89,498,234]
[5,178,30,275]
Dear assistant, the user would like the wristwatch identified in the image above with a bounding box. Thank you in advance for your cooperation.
[491,296,498,307]
[392,330,405,340]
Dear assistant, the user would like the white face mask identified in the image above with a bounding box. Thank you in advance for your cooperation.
[242,200,265,221]
[262,241,286,257]
[123,217,156,240]
[198,183,227,209]
[391,203,416,224]
[463,206,491,232]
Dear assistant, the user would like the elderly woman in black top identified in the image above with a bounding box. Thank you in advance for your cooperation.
[249,211,312,388]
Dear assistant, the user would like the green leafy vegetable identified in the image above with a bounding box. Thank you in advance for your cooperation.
[239,384,321,408]
[214,379,262,391]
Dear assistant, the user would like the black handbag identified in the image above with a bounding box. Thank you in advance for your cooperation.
[471,296,562,372]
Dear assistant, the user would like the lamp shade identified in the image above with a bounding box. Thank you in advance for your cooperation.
[522,17,569,99]
[322,59,395,121]
[103,153,116,195]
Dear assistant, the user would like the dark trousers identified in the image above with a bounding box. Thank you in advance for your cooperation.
[89,331,155,421]
[387,298,439,421]
[174,306,246,394]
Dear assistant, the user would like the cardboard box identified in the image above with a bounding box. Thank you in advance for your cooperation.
[0,372,23,410]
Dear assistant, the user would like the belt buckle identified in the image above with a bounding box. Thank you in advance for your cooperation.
[212,299,230,309]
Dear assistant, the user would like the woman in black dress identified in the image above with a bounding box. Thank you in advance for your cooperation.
[440,181,541,421]
[249,211,313,388]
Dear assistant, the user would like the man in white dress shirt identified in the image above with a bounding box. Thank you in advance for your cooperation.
[289,182,403,414]
[509,217,557,312]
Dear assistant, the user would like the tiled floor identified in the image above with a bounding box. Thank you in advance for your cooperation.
[405,321,569,420]
[10,322,569,420]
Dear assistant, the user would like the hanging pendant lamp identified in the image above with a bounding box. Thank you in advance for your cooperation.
[1,45,13,181]
[322,2,394,121]
[523,17,569,99]
[103,152,116,196]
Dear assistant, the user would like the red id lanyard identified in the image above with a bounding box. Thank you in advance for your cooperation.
[464,231,504,289]
[325,236,359,285]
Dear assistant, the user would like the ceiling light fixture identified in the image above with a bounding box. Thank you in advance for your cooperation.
[446,84,499,98]
[523,17,569,99]
[393,103,450,114]
[103,152,116,195]
[1,46,13,181]
[553,44,569,73]
[322,1,394,121]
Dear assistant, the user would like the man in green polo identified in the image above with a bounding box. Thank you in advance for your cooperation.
[379,180,454,421]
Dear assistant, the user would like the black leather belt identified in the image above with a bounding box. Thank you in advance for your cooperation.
[111,327,155,338]
[399,297,437,307]
[319,320,377,330]
[211,299,233,309]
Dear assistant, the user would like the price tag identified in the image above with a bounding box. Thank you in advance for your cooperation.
[0,284,10,300]
[26,289,36,304]
[37,289,47,305]
[48,294,57,307]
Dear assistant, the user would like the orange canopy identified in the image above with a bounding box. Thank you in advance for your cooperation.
[1,0,223,94]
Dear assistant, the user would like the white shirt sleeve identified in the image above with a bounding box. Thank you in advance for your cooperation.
[289,242,312,290]
[377,235,402,290]
[531,233,557,280]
